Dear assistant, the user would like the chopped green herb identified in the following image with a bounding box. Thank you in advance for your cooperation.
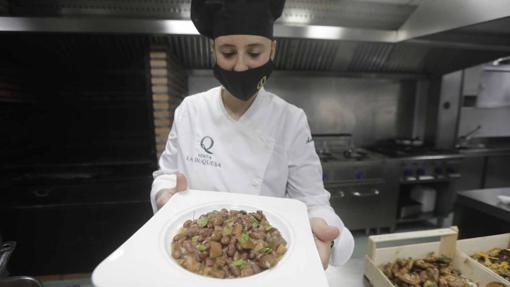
[223,225,233,236]
[260,247,272,253]
[423,281,438,287]
[232,259,245,267]
[265,225,273,231]
[240,232,250,243]
[192,235,201,243]
[250,216,259,228]
[197,216,209,227]
[196,244,207,252]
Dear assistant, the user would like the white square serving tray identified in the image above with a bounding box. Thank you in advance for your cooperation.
[92,189,328,287]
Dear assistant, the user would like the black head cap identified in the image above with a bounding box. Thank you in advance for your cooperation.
[191,0,285,39]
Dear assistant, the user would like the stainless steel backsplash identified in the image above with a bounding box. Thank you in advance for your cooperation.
[188,71,417,147]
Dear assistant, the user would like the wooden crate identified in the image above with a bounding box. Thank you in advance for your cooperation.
[457,233,510,285]
[364,227,509,287]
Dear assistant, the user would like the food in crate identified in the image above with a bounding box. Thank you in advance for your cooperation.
[471,248,510,282]
[380,253,480,287]
[170,209,287,279]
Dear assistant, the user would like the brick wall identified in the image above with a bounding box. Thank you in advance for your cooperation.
[149,49,187,157]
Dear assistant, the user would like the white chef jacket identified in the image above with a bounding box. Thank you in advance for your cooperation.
[150,86,354,266]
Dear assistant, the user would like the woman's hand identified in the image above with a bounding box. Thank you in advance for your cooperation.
[310,217,340,269]
[155,173,187,210]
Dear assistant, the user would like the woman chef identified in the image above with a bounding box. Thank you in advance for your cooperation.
[150,0,354,268]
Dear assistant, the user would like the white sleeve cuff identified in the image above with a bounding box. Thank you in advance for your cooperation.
[150,172,177,213]
[308,206,355,266]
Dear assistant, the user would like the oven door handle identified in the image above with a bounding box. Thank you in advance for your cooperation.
[351,189,380,198]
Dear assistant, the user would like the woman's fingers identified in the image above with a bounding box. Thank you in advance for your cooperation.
[314,236,331,269]
[310,217,340,269]
[156,188,176,210]
[310,217,340,242]
[156,173,188,210]
[176,173,188,192]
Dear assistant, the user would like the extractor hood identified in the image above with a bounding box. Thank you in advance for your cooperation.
[1,0,510,75]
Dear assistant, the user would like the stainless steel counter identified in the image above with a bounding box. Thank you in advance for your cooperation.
[457,187,510,221]
[382,147,510,161]
[393,153,464,161]
[454,187,510,238]
[457,147,510,157]
[326,258,372,287]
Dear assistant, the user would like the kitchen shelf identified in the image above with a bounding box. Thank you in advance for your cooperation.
[400,178,451,184]
[397,212,436,224]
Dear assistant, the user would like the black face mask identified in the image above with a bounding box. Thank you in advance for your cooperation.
[213,60,274,101]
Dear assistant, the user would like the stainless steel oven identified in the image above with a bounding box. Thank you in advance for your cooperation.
[368,141,463,227]
[321,156,400,234]
[396,157,463,226]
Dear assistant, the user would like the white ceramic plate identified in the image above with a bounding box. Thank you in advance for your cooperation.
[92,189,328,287]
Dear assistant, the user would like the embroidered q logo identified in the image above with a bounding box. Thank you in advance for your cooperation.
[200,136,214,154]
[257,76,267,90]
